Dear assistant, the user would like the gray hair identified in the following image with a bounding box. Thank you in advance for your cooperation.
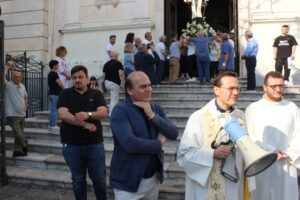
[245,30,253,38]
[221,33,229,41]
[159,35,167,42]
[138,43,147,53]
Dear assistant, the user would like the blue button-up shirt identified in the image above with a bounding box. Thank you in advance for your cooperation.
[244,37,259,57]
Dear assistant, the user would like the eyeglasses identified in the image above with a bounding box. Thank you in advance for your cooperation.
[220,87,241,93]
[266,84,284,90]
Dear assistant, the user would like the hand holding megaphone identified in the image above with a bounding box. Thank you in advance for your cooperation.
[223,117,277,177]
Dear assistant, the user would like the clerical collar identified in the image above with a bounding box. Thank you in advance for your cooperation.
[215,99,234,113]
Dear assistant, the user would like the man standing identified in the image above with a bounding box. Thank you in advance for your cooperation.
[273,25,298,85]
[106,35,117,61]
[241,30,259,91]
[169,33,181,84]
[155,35,168,84]
[245,71,300,200]
[142,32,153,45]
[4,60,28,157]
[219,33,235,72]
[58,65,108,200]
[177,71,247,200]
[109,71,178,200]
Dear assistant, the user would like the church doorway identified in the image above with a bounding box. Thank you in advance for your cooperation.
[164,0,240,74]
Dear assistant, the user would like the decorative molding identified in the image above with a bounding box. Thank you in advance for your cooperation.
[250,12,300,23]
[60,19,154,34]
[96,0,120,7]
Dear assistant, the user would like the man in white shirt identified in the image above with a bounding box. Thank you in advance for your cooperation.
[106,35,117,61]
[142,32,152,45]
[155,35,168,84]
[245,71,300,200]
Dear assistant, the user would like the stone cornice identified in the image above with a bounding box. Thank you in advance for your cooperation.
[249,12,300,23]
[59,18,154,34]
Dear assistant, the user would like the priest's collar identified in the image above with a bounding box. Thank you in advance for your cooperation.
[215,99,234,113]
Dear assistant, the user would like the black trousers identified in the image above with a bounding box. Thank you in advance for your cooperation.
[245,57,257,90]
[275,58,290,81]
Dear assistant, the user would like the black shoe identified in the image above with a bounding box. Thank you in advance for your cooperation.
[23,147,28,154]
[12,151,27,158]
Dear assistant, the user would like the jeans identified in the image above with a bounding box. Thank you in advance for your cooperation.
[156,60,165,84]
[62,143,107,200]
[49,95,59,127]
[196,57,210,83]
[124,68,134,79]
[245,57,257,90]
[105,80,120,116]
[6,117,27,152]
[275,58,290,81]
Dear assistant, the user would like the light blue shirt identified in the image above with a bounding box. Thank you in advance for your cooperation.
[244,37,258,57]
[169,41,181,59]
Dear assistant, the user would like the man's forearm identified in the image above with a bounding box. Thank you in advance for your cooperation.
[58,108,84,127]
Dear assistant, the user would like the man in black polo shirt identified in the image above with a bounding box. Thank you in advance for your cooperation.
[57,65,108,200]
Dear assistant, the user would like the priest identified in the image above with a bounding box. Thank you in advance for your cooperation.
[177,71,249,200]
[245,71,300,200]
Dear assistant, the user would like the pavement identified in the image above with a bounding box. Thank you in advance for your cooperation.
[0,183,97,200]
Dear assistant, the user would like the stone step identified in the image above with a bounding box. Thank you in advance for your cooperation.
[6,165,185,200]
[5,150,185,184]
[4,137,178,163]
[5,126,184,147]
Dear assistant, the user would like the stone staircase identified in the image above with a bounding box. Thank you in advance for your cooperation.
[3,80,300,200]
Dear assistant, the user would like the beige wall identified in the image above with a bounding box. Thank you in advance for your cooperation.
[238,0,300,85]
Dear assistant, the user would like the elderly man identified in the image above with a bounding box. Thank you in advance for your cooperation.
[241,30,259,91]
[177,71,247,200]
[4,60,28,157]
[219,33,235,72]
[109,71,178,200]
[58,65,108,200]
[245,71,300,200]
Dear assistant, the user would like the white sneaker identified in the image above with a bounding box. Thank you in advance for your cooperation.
[50,126,60,132]
[185,78,192,83]
[191,77,197,82]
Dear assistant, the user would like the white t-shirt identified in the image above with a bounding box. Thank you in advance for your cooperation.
[155,42,166,61]
[187,44,196,56]
[106,43,116,61]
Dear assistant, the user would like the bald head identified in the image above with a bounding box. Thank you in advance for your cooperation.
[11,71,22,85]
[125,71,152,102]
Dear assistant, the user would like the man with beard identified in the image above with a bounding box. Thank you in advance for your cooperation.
[245,71,300,200]
[57,65,108,200]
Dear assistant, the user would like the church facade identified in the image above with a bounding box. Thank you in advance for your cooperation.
[1,0,299,84]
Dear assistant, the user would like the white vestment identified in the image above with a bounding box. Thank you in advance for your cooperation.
[245,95,300,200]
[177,99,246,200]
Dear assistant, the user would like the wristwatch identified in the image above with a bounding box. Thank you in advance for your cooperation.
[88,112,92,119]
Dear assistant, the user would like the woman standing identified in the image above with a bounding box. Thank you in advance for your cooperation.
[123,42,135,78]
[54,46,71,88]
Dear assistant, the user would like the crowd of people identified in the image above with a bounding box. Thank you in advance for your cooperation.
[3,24,299,200]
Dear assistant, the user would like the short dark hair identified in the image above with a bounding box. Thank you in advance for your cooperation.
[71,65,88,77]
[110,35,116,40]
[264,71,283,85]
[56,46,67,57]
[49,60,59,69]
[213,71,238,87]
[282,25,289,28]
[124,77,133,98]
[90,76,97,81]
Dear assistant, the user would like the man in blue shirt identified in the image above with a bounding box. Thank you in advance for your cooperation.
[187,31,215,84]
[219,33,235,72]
[110,71,178,200]
[241,30,259,91]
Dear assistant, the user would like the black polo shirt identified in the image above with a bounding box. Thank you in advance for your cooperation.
[57,87,107,144]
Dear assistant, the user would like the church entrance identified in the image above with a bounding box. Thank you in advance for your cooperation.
[164,0,240,74]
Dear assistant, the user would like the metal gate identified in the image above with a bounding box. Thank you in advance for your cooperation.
[6,52,44,117]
